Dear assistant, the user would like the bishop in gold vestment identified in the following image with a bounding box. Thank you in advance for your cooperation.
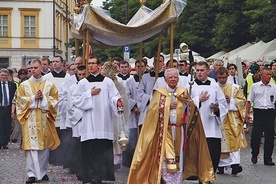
[128,68,214,184]
[16,59,60,183]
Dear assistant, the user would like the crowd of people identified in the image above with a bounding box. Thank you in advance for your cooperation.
[0,55,275,184]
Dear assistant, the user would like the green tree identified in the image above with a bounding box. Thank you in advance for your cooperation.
[176,0,218,57]
[212,0,253,52]
[244,0,276,42]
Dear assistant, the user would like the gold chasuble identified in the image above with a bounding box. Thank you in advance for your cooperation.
[127,87,214,184]
[219,84,247,156]
[16,79,60,151]
[183,98,215,183]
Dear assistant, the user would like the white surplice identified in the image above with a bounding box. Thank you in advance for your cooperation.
[43,72,70,127]
[187,80,228,138]
[137,72,164,126]
[72,77,121,142]
[58,74,78,129]
[67,83,83,138]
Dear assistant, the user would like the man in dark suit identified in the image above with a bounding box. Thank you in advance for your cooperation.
[0,68,16,149]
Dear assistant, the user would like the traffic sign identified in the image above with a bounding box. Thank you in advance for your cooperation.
[124,46,130,52]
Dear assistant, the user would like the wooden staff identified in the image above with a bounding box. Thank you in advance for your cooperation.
[169,23,174,68]
[85,29,90,76]
[139,42,143,83]
[155,32,163,83]
[75,38,79,57]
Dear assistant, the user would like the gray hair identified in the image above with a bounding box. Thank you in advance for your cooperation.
[164,68,179,78]
[0,68,9,74]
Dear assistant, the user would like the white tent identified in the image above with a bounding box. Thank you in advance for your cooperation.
[228,39,276,62]
[207,43,252,61]
[207,51,226,60]
[265,49,276,62]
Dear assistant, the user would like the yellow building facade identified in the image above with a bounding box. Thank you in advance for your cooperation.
[0,0,75,69]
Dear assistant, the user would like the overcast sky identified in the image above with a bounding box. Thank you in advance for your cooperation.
[92,0,104,7]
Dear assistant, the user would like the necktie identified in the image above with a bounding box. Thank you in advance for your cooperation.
[2,82,8,106]
[233,76,236,84]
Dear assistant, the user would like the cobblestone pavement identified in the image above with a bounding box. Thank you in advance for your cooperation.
[0,135,275,184]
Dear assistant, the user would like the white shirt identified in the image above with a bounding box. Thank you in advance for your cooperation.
[247,81,276,109]
[227,75,238,84]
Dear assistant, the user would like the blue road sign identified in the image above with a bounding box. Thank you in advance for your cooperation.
[124,46,130,52]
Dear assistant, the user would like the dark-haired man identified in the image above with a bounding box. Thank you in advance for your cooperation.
[227,63,239,84]
[44,56,70,166]
[66,65,87,180]
[137,54,165,130]
[118,60,131,80]
[216,67,247,175]
[188,61,228,174]
[58,62,84,171]
[178,60,189,76]
[72,57,123,183]
[41,57,51,76]
[122,59,146,167]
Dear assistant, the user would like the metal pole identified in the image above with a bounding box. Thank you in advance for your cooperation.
[53,0,56,57]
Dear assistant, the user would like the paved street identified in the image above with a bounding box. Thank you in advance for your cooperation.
[0,134,275,184]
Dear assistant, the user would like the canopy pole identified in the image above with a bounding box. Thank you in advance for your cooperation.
[75,38,79,57]
[155,32,163,82]
[139,42,143,82]
[169,23,174,68]
[84,29,91,76]
[82,31,86,65]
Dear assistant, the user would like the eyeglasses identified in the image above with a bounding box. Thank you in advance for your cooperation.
[88,62,98,65]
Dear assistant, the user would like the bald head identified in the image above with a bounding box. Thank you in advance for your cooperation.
[74,56,84,66]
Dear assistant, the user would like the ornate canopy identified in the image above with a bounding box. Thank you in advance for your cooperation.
[71,0,187,47]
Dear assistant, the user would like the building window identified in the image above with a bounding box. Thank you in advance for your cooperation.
[24,16,36,37]
[19,8,40,48]
[0,57,9,68]
[0,15,8,37]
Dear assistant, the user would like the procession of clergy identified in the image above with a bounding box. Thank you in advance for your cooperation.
[11,54,276,184]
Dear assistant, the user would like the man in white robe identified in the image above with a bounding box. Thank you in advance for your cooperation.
[65,66,86,180]
[44,56,70,166]
[16,59,60,183]
[117,60,131,87]
[122,59,146,167]
[58,65,85,174]
[187,61,228,174]
[137,54,165,130]
[72,57,123,183]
